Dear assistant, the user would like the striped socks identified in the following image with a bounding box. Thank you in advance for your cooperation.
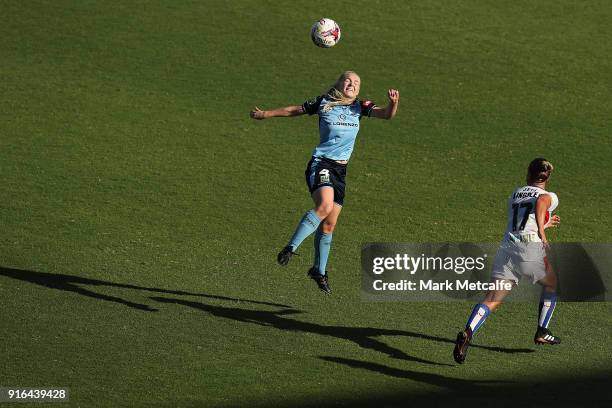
[466,303,491,334]
[538,291,557,329]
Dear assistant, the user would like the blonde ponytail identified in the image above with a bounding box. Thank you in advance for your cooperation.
[527,158,554,183]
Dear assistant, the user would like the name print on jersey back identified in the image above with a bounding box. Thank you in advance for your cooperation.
[505,186,559,240]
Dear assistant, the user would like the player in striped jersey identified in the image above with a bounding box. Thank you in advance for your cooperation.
[454,158,562,364]
[250,71,399,294]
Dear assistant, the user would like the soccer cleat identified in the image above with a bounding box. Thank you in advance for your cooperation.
[534,327,561,345]
[453,329,472,364]
[277,246,297,266]
[307,267,331,294]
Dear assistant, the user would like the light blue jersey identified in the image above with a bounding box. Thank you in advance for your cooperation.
[302,96,376,161]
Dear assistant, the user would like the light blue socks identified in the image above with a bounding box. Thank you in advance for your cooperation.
[313,226,333,275]
[288,209,322,251]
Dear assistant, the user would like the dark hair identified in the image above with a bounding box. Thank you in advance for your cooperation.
[527,158,554,183]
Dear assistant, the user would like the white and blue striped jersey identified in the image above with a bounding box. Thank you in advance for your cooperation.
[303,96,376,161]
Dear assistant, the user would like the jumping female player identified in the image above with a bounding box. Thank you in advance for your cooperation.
[453,158,562,364]
[250,71,399,294]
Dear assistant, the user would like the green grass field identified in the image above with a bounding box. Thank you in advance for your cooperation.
[1,1,611,407]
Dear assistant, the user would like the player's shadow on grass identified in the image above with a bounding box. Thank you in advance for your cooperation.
[251,367,612,408]
[149,296,533,367]
[0,267,291,312]
[319,356,512,389]
[149,296,447,366]
[0,266,533,368]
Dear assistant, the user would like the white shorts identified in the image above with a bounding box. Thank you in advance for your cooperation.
[491,240,548,284]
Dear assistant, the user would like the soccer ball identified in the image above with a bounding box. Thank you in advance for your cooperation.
[310,18,341,48]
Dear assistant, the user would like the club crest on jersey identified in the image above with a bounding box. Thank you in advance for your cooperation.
[319,169,330,183]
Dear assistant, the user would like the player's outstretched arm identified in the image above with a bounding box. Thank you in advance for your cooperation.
[536,194,553,246]
[371,89,399,120]
[250,105,305,120]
